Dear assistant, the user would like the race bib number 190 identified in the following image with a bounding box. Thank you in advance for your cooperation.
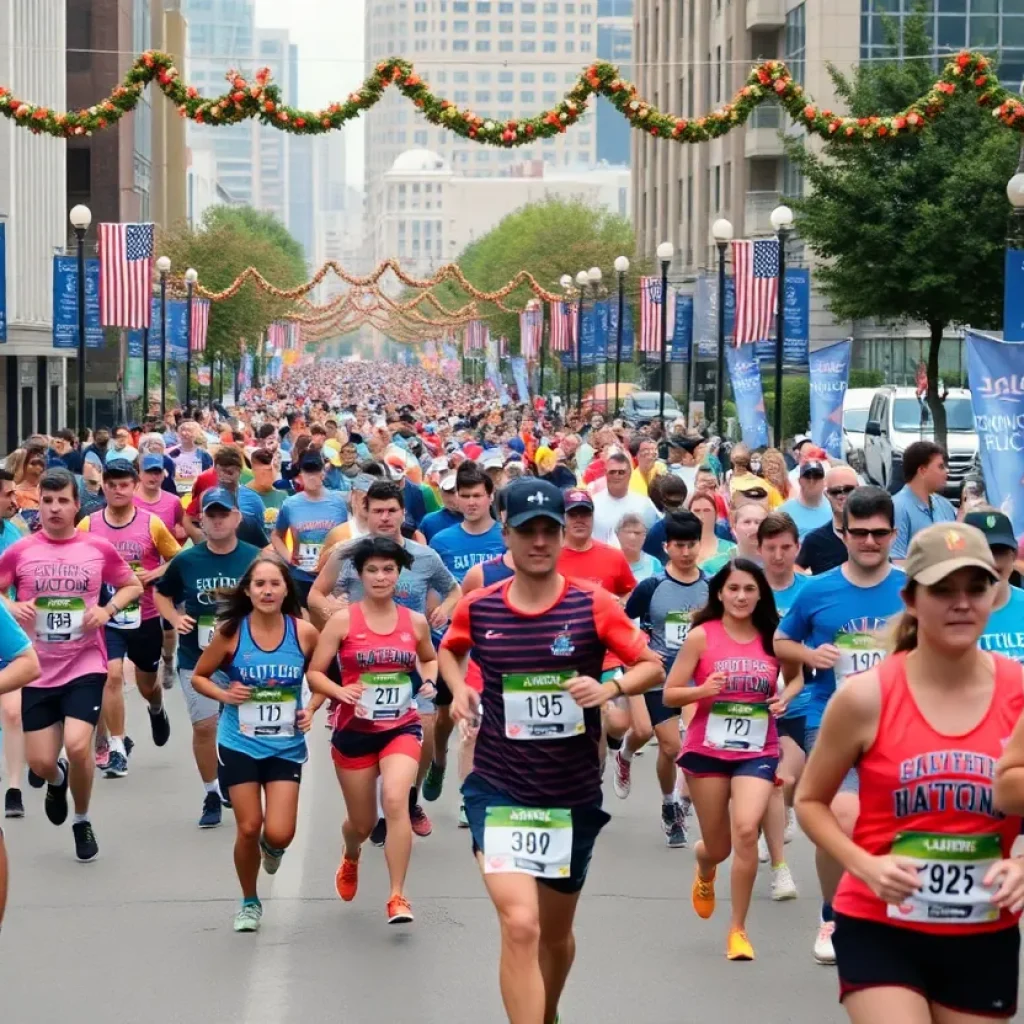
[484,806,573,879]
[836,633,884,684]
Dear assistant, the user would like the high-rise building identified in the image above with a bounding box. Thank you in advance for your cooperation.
[596,0,632,165]
[287,42,315,263]
[253,28,292,227]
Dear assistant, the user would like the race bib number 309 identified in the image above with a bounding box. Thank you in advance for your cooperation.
[484,806,573,879]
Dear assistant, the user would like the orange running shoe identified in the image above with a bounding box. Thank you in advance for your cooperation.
[691,864,717,920]
[387,894,414,924]
[335,855,359,902]
[726,927,755,961]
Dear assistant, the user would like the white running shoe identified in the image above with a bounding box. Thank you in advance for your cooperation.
[612,751,631,800]
[813,920,836,965]
[771,863,798,901]
[757,833,769,864]
[784,807,796,844]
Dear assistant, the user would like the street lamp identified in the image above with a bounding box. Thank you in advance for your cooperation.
[712,218,734,436]
[588,265,603,393]
[184,267,197,412]
[613,255,629,417]
[559,274,573,406]
[770,205,793,447]
[575,270,589,411]
[156,255,171,418]
[69,204,91,434]
[656,241,674,425]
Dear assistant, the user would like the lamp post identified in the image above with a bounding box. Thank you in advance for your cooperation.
[656,241,674,425]
[184,268,197,412]
[536,299,548,405]
[1006,160,1024,341]
[613,255,629,418]
[559,274,572,407]
[712,218,733,436]
[155,255,171,417]
[587,265,602,404]
[574,270,588,411]
[770,205,793,446]
[69,205,92,433]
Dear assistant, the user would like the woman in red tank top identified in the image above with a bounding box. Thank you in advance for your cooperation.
[308,536,438,926]
[796,522,1024,1023]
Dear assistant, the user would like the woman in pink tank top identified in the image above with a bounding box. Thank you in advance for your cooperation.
[308,536,438,926]
[664,557,802,962]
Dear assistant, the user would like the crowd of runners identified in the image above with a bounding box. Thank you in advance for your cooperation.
[1,357,1024,1023]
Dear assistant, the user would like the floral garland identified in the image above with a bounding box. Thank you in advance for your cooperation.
[1,49,1020,146]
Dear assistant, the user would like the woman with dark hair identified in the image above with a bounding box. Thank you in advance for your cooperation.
[190,553,321,934]
[307,535,438,926]
[13,446,48,529]
[663,558,802,961]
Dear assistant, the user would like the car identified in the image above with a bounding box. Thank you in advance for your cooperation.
[841,387,875,474]
[621,390,682,427]
[862,386,978,499]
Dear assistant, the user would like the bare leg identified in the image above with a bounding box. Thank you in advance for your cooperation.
[380,753,419,898]
[63,718,97,816]
[727,775,774,931]
[229,782,264,899]
[537,885,581,1024]
[0,690,25,789]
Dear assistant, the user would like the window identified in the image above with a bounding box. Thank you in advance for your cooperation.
[499,38,514,49]
[544,0,558,9]
[714,165,721,211]
[580,20,590,31]
[499,1,514,10]
[476,90,492,101]
[522,90,536,102]
[521,1,536,9]
[565,20,575,30]
[499,18,514,29]
[499,70,514,82]
[543,40,557,51]
[565,39,575,51]
[521,39,537,50]
[476,39,491,49]
[522,19,536,30]
[544,20,557,31]
[543,71,556,83]
[454,38,469,49]
[581,40,591,51]
[454,70,469,81]
[521,71,535,82]
[499,89,515,101]
[785,4,806,86]
[454,0,469,7]
[414,130,428,144]
[543,90,556,102]
[476,70,491,82]
[476,0,491,8]
[414,19,427,30]
[475,19,491,29]
[454,90,470,101]
[454,18,469,28]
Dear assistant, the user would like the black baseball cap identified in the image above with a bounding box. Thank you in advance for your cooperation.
[504,478,565,528]
[298,450,325,472]
[964,510,1017,551]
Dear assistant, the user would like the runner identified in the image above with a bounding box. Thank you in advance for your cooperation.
[189,553,320,933]
[967,510,1024,663]
[617,511,709,847]
[307,536,438,925]
[167,420,212,497]
[246,448,288,532]
[664,558,801,960]
[438,478,664,1024]
[155,489,261,827]
[0,468,142,861]
[79,459,179,777]
[775,485,907,964]
[799,523,1024,1022]
[316,471,376,572]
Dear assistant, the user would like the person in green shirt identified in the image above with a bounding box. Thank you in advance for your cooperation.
[246,448,288,531]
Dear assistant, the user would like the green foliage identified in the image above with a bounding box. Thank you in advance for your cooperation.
[849,369,885,389]
[763,376,811,443]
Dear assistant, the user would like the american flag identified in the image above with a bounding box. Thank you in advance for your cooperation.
[466,320,487,350]
[520,305,543,359]
[98,222,155,328]
[549,300,576,352]
[732,239,779,347]
[190,299,210,353]
[498,335,508,359]
[268,322,287,351]
[639,276,675,354]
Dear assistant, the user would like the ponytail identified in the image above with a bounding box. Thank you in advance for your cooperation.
[888,581,919,653]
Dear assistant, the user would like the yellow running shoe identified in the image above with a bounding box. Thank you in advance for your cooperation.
[726,928,755,961]
[691,865,716,919]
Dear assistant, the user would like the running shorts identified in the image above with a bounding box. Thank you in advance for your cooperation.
[217,744,303,790]
[178,669,229,725]
[833,912,1019,1017]
[461,771,611,895]
[104,617,164,674]
[643,688,680,728]
[776,714,807,753]
[330,721,423,771]
[21,674,106,733]
[678,751,779,783]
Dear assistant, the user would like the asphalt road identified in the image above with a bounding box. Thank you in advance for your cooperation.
[0,686,857,1024]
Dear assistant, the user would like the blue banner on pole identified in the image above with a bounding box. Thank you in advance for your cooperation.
[809,339,852,460]
[0,223,6,342]
[755,267,810,365]
[128,329,144,358]
[693,274,735,361]
[53,256,104,350]
[606,301,634,360]
[1004,250,1024,343]
[149,298,188,356]
[725,343,769,447]
[671,295,694,363]
[580,305,599,368]
[511,356,530,402]
[966,331,1024,537]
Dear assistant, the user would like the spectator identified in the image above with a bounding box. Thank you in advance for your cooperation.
[778,457,832,539]
[52,428,83,474]
[643,475,688,562]
[665,435,702,493]
[891,440,955,561]
[629,437,666,496]
[616,512,661,584]
[796,464,858,575]
[591,451,659,543]
[690,492,736,574]
[759,447,792,502]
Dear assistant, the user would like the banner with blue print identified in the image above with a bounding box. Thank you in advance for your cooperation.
[670,294,694,363]
[127,329,144,358]
[693,274,735,360]
[511,356,530,402]
[809,339,852,460]
[1004,250,1024,343]
[53,256,104,350]
[148,298,188,356]
[754,267,810,365]
[0,223,6,342]
[579,304,598,368]
[725,343,769,448]
[606,300,634,360]
[966,330,1024,538]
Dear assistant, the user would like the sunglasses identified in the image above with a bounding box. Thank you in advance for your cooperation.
[827,485,857,497]
[844,528,892,541]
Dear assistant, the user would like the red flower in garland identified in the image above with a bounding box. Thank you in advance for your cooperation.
[974,75,988,87]
[937,82,956,95]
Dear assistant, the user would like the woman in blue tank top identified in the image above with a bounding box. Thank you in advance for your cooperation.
[191,553,321,934]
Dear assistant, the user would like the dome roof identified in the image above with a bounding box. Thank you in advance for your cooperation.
[390,149,450,173]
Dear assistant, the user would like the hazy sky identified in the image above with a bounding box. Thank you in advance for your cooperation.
[254,0,366,187]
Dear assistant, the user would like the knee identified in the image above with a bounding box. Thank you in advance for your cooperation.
[499,905,541,949]
[263,824,295,850]
[236,815,263,842]
[193,717,217,741]
[64,733,93,761]
[0,701,19,731]
[731,819,760,852]
[104,668,124,692]
[630,724,654,748]
[381,785,408,821]
[657,730,680,758]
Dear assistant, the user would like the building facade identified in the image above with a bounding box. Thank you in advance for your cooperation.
[596,0,633,165]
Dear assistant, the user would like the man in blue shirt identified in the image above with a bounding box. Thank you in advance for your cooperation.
[778,459,832,539]
[0,471,25,554]
[968,510,1024,663]
[891,440,956,561]
[420,471,462,542]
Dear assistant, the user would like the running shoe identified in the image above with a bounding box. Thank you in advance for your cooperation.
[4,787,24,819]
[94,738,110,772]
[691,865,716,919]
[757,833,769,864]
[27,769,44,789]
[160,659,176,691]
[125,736,135,759]
[387,894,414,924]
[771,863,798,901]
[369,818,387,847]
[784,807,796,844]
[44,758,69,826]
[458,803,469,828]
[612,751,631,800]
[410,804,432,837]
[149,706,171,747]
[199,791,223,829]
[104,750,129,779]
[335,855,359,901]
[813,920,836,965]
[233,901,263,933]
[260,837,285,876]
[726,928,755,961]
[72,821,99,862]
[666,803,687,848]
[421,760,446,802]
[680,796,693,819]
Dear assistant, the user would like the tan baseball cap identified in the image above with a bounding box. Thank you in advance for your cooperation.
[903,522,998,587]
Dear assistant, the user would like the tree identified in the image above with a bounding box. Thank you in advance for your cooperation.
[785,9,1019,447]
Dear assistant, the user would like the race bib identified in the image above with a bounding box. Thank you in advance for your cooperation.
[357,672,413,721]
[502,671,584,740]
[836,633,884,684]
[197,614,217,650]
[296,542,322,573]
[35,597,85,642]
[887,832,1001,925]
[175,474,196,496]
[664,610,692,650]
[108,562,142,630]
[483,807,573,879]
[706,701,769,752]
[238,687,298,738]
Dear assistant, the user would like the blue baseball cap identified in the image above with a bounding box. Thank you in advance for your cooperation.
[140,453,164,472]
[201,487,238,513]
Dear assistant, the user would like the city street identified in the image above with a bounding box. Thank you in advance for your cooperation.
[2,689,850,1024]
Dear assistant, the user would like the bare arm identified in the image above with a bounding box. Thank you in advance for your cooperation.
[413,614,439,686]
[190,629,242,704]
[309,548,346,627]
[995,673,1024,815]
[295,618,326,715]
[183,514,204,545]
[0,647,40,696]
[154,591,195,634]
[270,527,292,565]
[307,608,362,705]
[663,627,721,707]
